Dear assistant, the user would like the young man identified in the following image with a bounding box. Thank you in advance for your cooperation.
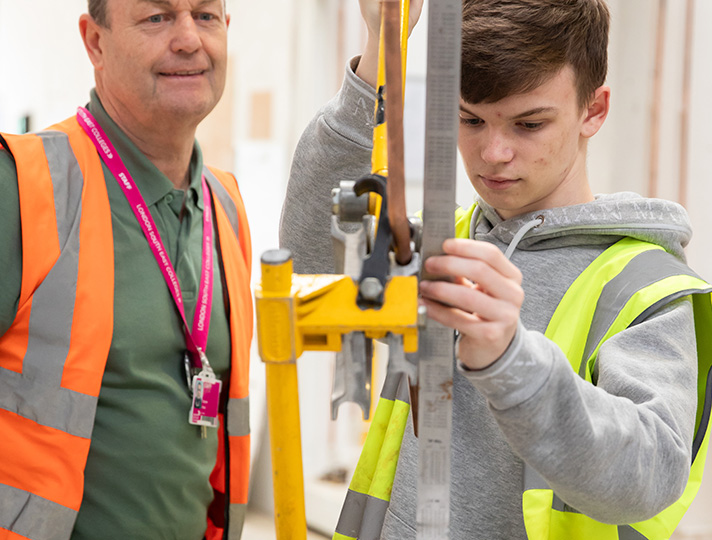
[0,1,252,538]
[280,0,711,538]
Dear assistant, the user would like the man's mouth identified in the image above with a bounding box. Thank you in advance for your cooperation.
[479,175,520,190]
[159,70,206,77]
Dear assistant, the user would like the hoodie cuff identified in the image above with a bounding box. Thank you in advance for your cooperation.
[458,322,554,411]
[322,56,377,149]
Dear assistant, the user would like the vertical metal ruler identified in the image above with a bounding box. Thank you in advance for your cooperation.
[417,0,461,538]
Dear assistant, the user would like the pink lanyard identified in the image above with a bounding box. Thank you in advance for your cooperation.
[76,106,214,371]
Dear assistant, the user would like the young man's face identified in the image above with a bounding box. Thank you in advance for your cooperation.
[458,66,608,219]
[94,0,230,127]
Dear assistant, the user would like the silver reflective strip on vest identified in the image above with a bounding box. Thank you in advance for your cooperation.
[227,396,250,437]
[618,525,648,540]
[0,484,77,540]
[580,249,701,378]
[335,489,367,536]
[380,371,410,403]
[228,503,246,540]
[40,132,84,250]
[334,489,389,540]
[0,131,97,439]
[551,493,580,514]
[359,495,390,540]
[524,465,582,513]
[523,463,549,491]
[204,168,240,241]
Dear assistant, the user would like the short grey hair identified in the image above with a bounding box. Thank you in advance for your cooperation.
[87,0,109,27]
[87,0,228,29]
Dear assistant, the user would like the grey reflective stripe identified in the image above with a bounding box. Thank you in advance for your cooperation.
[334,489,389,540]
[204,168,240,241]
[618,525,648,540]
[379,371,410,403]
[227,503,246,540]
[580,249,702,378]
[630,288,712,328]
[0,131,97,438]
[227,396,250,437]
[335,489,367,536]
[39,132,84,251]
[523,463,548,491]
[0,484,77,540]
[551,493,580,514]
[359,495,390,540]
[524,465,583,514]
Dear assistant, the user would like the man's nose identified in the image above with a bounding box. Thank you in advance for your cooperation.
[171,14,202,54]
[480,132,514,164]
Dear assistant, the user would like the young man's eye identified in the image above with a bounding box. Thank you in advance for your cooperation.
[520,122,544,131]
[459,116,483,127]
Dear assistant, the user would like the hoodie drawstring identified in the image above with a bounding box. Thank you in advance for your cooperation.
[503,216,544,260]
[469,205,544,260]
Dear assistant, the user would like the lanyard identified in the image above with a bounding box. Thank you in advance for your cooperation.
[76,106,214,371]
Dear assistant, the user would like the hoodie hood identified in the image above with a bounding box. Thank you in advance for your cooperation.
[473,192,692,261]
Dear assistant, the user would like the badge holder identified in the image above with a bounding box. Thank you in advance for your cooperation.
[186,350,222,438]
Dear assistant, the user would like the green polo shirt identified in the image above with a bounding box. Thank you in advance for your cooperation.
[0,91,231,539]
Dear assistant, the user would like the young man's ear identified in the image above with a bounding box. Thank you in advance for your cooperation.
[581,85,610,138]
[79,13,105,71]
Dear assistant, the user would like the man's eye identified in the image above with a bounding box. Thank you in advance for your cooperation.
[520,122,544,131]
[197,12,215,21]
[459,116,482,127]
[148,14,164,23]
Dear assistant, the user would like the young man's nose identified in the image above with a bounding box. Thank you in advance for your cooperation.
[480,133,514,164]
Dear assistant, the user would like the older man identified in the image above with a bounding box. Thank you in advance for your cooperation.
[0,1,252,539]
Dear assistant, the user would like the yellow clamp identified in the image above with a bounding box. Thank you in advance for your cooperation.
[255,249,419,364]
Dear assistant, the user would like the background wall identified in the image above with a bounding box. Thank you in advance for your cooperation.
[1,1,710,538]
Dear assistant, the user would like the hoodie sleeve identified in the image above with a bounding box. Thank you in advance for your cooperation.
[461,296,698,524]
[279,58,376,274]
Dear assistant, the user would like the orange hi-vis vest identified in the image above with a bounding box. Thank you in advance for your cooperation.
[0,116,253,540]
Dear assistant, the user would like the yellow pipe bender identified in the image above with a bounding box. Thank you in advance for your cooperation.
[255,1,413,537]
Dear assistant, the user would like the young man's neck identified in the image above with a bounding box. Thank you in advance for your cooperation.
[98,93,198,191]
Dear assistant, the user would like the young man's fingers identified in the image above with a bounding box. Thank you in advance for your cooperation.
[420,280,519,325]
[423,255,524,305]
[442,238,523,282]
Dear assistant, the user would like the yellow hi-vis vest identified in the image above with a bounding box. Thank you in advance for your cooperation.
[333,203,712,540]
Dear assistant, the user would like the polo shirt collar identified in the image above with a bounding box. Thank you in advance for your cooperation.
[86,89,205,210]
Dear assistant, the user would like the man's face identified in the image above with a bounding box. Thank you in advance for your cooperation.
[95,0,229,127]
[458,66,604,220]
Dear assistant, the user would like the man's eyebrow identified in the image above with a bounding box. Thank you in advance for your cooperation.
[510,107,558,120]
[138,0,172,6]
[137,0,221,8]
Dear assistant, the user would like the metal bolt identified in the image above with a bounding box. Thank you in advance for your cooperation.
[331,188,341,216]
[359,277,384,301]
[417,305,428,328]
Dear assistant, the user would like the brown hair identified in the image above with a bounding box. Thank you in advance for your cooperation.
[461,0,610,109]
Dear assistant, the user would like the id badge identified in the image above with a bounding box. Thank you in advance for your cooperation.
[189,370,222,428]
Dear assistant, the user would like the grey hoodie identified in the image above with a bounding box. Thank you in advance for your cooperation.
[280,59,699,539]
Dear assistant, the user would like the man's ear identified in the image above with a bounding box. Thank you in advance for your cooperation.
[581,85,610,138]
[79,14,106,71]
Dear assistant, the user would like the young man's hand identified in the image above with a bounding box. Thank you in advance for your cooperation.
[356,0,425,88]
[419,239,524,370]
